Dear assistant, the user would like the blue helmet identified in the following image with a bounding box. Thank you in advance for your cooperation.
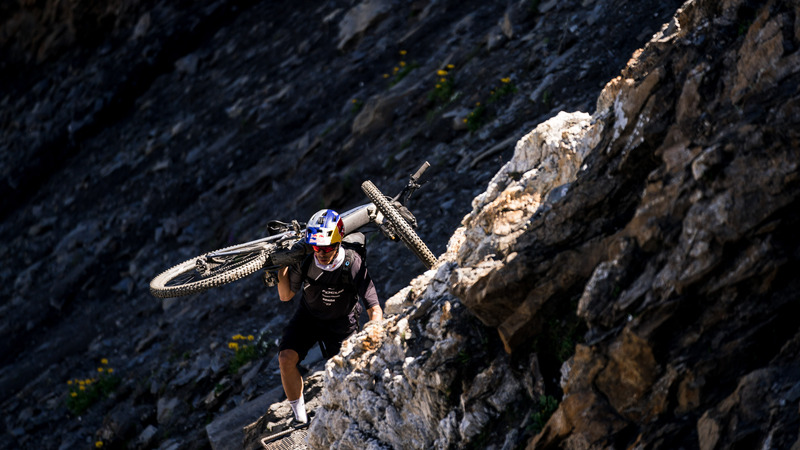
[305,209,344,246]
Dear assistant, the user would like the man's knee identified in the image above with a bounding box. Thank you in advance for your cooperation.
[278,349,299,370]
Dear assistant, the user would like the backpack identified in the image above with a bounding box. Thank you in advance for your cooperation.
[300,232,367,291]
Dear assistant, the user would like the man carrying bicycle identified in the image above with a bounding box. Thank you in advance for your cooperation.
[275,209,382,425]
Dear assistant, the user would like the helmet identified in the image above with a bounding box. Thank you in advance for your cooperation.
[305,209,345,246]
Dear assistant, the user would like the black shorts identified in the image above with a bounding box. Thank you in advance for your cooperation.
[278,304,360,361]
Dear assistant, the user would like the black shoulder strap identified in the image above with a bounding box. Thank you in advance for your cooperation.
[340,249,355,289]
[300,254,314,282]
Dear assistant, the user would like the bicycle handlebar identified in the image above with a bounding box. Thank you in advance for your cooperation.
[393,160,430,204]
[411,161,430,183]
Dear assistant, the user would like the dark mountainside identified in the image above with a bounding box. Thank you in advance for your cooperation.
[3,0,799,449]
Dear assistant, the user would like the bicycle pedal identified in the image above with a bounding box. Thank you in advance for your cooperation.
[263,271,278,287]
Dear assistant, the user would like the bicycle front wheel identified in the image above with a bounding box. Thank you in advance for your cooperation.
[361,180,438,269]
[150,244,267,298]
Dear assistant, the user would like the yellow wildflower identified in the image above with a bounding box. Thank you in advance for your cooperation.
[247,335,254,341]
[437,69,448,76]
[440,77,447,83]
[435,84,441,89]
[67,380,73,385]
[393,66,399,73]
[79,385,86,391]
[476,102,481,106]
[108,368,114,374]
[97,367,104,373]
[447,64,455,69]
[70,392,78,397]
[101,358,108,365]
[78,380,85,386]
[351,99,358,104]
[463,118,468,123]
[228,342,239,350]
[95,441,104,448]
[501,77,511,83]
[399,50,407,55]
[383,73,390,78]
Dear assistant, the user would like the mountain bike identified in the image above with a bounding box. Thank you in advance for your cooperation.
[149,162,437,298]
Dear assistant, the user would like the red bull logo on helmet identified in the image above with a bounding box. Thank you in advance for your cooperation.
[305,209,344,246]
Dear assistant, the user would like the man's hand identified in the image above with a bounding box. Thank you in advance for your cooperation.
[366,305,383,322]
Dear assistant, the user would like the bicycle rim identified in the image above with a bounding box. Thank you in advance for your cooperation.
[361,180,438,269]
[150,245,267,298]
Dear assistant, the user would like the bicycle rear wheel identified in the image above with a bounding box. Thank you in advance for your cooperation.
[361,180,438,269]
[150,244,267,298]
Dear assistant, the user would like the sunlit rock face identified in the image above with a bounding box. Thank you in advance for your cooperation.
[308,251,538,449]
[310,0,800,448]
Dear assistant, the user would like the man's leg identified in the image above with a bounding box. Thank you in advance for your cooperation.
[279,348,307,423]
[278,349,303,400]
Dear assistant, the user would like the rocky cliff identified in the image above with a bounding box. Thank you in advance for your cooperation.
[283,0,800,448]
[2,0,798,449]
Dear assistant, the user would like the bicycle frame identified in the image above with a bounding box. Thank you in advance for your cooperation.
[204,203,380,271]
[149,161,433,298]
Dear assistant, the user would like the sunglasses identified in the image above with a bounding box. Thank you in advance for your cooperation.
[312,243,339,254]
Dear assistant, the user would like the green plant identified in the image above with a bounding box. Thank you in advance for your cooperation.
[428,65,456,104]
[488,77,518,103]
[350,98,363,114]
[227,334,257,373]
[530,302,585,366]
[546,316,582,363]
[463,103,486,132]
[461,76,517,132]
[528,395,558,435]
[66,359,120,415]
[383,50,419,87]
[541,89,552,107]
[226,333,271,374]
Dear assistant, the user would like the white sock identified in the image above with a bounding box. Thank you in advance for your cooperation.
[289,395,307,423]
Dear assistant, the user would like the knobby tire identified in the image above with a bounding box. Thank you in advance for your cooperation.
[361,180,438,269]
[149,244,267,298]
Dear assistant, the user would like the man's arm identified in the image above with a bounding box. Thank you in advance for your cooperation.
[276,266,295,302]
[354,254,381,321]
[366,304,383,322]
